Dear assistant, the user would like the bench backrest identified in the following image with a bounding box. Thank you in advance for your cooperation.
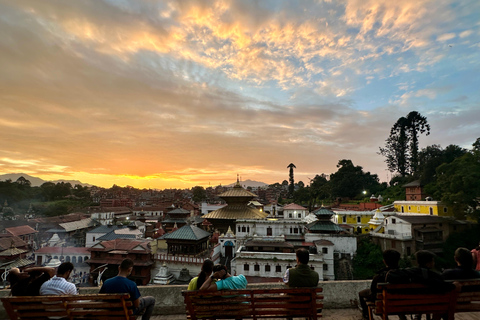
[182,287,323,320]
[453,279,480,313]
[1,293,134,320]
[375,283,456,320]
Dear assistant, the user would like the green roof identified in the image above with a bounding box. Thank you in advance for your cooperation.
[307,220,344,232]
[312,208,335,216]
[163,224,211,241]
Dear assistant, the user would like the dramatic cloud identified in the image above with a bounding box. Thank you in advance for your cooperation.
[0,0,479,189]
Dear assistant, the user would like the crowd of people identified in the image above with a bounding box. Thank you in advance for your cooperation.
[5,243,480,319]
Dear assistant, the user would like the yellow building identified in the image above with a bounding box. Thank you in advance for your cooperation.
[333,210,395,234]
[393,200,451,216]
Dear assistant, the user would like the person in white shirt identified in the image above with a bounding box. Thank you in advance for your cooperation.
[40,262,77,295]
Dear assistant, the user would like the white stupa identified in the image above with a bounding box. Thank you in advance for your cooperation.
[45,258,62,268]
[153,263,175,285]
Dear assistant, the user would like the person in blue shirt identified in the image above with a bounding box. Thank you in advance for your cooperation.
[99,259,155,320]
[199,264,247,291]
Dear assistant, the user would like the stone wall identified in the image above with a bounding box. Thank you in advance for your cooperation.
[0,280,370,317]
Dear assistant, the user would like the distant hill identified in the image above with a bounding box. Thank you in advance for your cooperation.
[225,179,268,188]
[0,173,92,187]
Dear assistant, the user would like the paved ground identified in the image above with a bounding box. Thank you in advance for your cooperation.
[150,309,480,319]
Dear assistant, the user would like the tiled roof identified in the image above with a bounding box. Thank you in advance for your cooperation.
[202,205,267,220]
[0,258,34,269]
[59,218,93,232]
[5,225,38,236]
[283,203,307,210]
[163,224,211,241]
[0,236,27,251]
[312,208,335,216]
[307,220,345,232]
[0,247,28,256]
[168,208,190,214]
[90,239,150,252]
[88,225,120,234]
[34,247,91,254]
[314,239,334,246]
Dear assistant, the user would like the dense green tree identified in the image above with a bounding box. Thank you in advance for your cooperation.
[191,186,207,203]
[329,160,381,199]
[352,238,384,279]
[418,144,466,185]
[293,186,311,207]
[287,163,296,198]
[435,151,480,221]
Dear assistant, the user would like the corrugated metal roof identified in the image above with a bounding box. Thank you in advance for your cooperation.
[89,225,120,234]
[163,224,211,241]
[97,231,136,241]
[0,258,34,269]
[0,247,28,256]
[59,218,93,232]
[202,205,268,220]
[5,225,37,236]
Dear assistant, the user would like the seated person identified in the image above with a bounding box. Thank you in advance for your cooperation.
[358,249,400,319]
[99,258,155,320]
[7,266,56,296]
[442,247,480,280]
[40,262,77,295]
[199,264,247,291]
[283,248,319,288]
[188,259,214,290]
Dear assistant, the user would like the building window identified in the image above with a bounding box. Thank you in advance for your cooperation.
[408,206,411,211]
[275,265,281,273]
[242,226,246,232]
[265,265,271,272]
[294,228,298,234]
[357,216,361,223]
[443,207,448,213]
[322,247,328,254]
[267,227,272,236]
[417,206,420,212]
[254,264,260,271]
[392,218,396,224]
[429,207,433,215]
[238,226,241,232]
[289,213,292,218]
[92,236,95,242]
[401,206,404,213]
[323,264,328,271]
[342,216,346,223]
[247,226,250,232]
[244,264,249,271]
[290,228,293,234]
[298,213,301,218]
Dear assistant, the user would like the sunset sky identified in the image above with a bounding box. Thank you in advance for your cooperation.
[1,0,479,190]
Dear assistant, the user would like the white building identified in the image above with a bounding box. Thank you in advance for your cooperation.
[282,203,308,220]
[85,225,120,247]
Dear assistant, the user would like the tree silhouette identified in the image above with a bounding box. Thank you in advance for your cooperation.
[406,111,430,175]
[287,163,296,198]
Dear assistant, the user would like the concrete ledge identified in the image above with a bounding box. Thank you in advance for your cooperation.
[0,280,369,317]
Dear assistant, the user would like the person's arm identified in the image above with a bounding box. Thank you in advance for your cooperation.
[133,298,140,309]
[283,269,290,286]
[199,270,223,291]
[24,267,56,278]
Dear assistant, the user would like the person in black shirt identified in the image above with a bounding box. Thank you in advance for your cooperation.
[7,266,56,296]
[358,249,400,319]
[442,247,480,280]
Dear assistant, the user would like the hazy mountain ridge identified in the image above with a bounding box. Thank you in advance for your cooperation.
[0,173,92,187]
[225,179,268,188]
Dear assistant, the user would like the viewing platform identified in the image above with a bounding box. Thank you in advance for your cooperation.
[1,280,479,319]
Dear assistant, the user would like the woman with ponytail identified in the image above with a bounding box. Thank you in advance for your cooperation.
[188,259,214,290]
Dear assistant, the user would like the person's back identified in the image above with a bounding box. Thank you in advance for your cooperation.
[188,259,214,291]
[198,264,247,291]
[40,262,77,295]
[284,248,319,287]
[443,247,480,280]
[7,267,55,296]
[99,258,155,320]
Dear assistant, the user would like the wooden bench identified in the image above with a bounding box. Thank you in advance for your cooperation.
[182,287,323,320]
[1,293,135,320]
[369,279,480,320]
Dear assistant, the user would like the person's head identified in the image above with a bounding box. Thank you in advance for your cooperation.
[119,258,134,276]
[212,264,228,279]
[383,249,401,268]
[415,250,435,268]
[296,248,310,265]
[196,259,214,288]
[57,262,74,278]
[454,247,473,268]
